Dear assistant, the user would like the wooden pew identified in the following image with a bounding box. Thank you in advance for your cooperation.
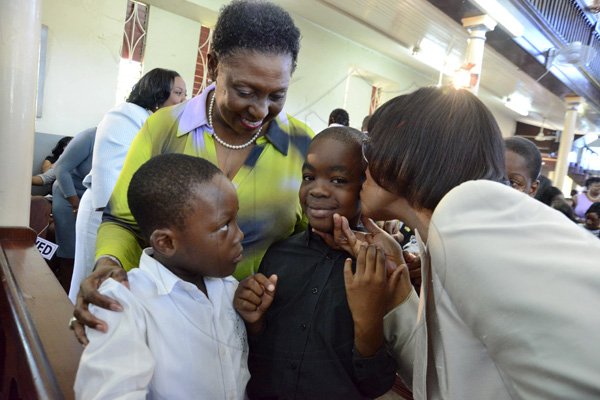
[0,227,82,399]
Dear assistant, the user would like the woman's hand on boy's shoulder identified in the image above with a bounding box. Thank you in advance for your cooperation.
[234,273,277,335]
[72,258,127,345]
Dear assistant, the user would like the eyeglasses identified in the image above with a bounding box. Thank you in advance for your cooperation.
[361,138,370,165]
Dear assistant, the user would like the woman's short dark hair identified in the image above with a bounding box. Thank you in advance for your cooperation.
[328,108,350,126]
[585,176,600,188]
[364,86,506,211]
[127,68,180,111]
[211,0,301,70]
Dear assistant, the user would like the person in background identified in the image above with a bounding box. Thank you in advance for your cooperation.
[551,197,579,223]
[70,0,314,344]
[537,185,564,206]
[361,115,371,134]
[504,136,541,197]
[235,127,397,399]
[572,176,600,220]
[42,136,72,173]
[582,202,600,238]
[330,86,600,398]
[31,168,56,187]
[328,108,350,127]
[534,174,552,202]
[69,68,186,304]
[74,154,248,399]
[52,127,96,292]
[537,185,578,222]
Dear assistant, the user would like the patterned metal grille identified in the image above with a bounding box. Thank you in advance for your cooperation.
[121,1,148,62]
[524,0,599,82]
[193,26,212,96]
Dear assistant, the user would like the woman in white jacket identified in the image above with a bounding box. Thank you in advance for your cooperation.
[69,69,186,302]
[334,86,600,399]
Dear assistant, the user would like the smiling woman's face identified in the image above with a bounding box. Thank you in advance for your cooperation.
[211,51,293,138]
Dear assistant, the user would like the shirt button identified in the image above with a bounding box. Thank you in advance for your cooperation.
[290,362,297,370]
[300,323,307,330]
[311,287,318,294]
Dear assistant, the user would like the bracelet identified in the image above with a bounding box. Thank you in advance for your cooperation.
[93,255,123,271]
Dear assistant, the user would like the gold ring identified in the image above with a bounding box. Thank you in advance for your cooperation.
[68,316,77,330]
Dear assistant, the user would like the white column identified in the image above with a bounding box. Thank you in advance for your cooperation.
[459,15,497,95]
[554,96,583,193]
[0,0,41,226]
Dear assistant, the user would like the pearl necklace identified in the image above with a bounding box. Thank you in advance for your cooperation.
[208,92,262,150]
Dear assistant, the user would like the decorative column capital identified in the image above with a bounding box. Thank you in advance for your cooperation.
[564,95,583,110]
[461,15,497,36]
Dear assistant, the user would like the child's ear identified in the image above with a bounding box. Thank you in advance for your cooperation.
[530,179,540,197]
[150,228,177,257]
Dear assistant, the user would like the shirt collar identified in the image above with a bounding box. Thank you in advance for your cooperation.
[178,83,214,135]
[262,117,289,155]
[303,226,343,254]
[177,83,290,155]
[139,248,187,295]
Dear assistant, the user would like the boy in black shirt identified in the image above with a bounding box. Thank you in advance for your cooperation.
[234,127,397,399]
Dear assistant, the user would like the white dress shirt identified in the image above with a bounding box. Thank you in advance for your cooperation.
[384,180,600,399]
[74,249,250,399]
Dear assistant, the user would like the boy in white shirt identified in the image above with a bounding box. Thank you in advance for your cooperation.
[74,153,249,399]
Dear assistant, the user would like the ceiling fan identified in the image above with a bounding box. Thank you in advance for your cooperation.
[546,41,596,68]
[535,122,558,141]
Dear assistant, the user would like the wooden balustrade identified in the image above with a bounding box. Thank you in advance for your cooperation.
[0,227,81,400]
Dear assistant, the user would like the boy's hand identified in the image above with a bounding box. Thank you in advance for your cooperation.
[314,214,404,271]
[376,219,404,246]
[344,245,386,357]
[234,273,277,335]
[344,245,413,356]
[404,251,422,288]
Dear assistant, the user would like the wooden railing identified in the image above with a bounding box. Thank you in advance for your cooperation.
[0,227,82,400]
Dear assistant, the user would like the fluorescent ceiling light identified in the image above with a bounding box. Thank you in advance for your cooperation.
[471,0,524,37]
[413,36,463,76]
[504,92,531,116]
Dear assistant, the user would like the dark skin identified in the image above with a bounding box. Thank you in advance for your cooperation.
[314,214,422,288]
[73,177,243,343]
[71,50,295,345]
[207,51,291,179]
[235,138,410,357]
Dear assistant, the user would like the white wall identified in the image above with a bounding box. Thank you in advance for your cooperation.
[143,7,201,93]
[35,0,520,139]
[37,0,126,136]
[287,17,437,133]
[479,91,518,137]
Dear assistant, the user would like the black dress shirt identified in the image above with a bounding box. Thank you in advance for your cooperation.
[247,229,397,400]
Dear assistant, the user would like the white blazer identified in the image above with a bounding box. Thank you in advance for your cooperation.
[385,180,600,399]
